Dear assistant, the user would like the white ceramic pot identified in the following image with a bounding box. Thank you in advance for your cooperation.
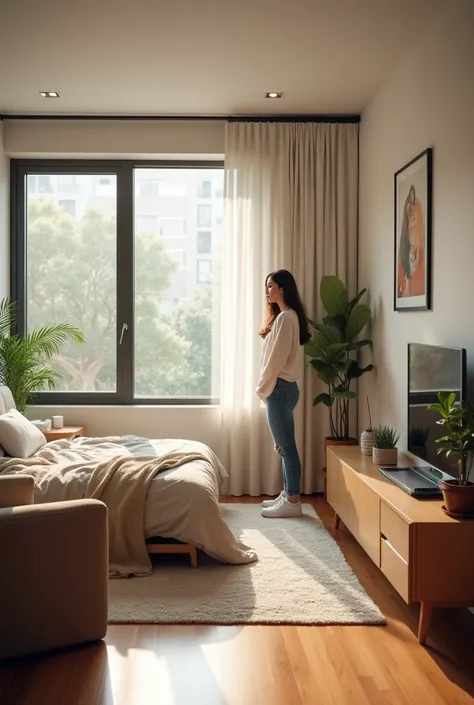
[360,429,373,456]
[372,447,398,466]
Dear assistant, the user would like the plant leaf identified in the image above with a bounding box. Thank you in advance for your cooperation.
[313,393,333,408]
[347,360,374,380]
[333,389,357,400]
[347,288,367,313]
[320,276,349,316]
[309,359,336,384]
[345,303,371,342]
[346,339,371,351]
[315,325,342,345]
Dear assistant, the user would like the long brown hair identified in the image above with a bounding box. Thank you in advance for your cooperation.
[259,270,311,344]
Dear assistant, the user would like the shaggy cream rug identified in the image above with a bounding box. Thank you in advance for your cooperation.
[108,503,385,625]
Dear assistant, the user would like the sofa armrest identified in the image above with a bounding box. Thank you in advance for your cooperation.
[0,499,109,660]
[0,475,35,508]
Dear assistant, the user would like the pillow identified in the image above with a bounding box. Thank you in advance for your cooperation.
[0,409,47,458]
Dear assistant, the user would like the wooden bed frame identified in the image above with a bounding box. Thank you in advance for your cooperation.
[146,537,198,568]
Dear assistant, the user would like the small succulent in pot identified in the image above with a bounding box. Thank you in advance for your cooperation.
[372,425,400,466]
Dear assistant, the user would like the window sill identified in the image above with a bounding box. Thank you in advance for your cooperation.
[30,403,221,410]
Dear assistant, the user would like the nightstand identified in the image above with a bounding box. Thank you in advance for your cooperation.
[43,426,86,442]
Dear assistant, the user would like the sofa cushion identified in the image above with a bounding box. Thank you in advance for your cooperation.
[0,409,47,458]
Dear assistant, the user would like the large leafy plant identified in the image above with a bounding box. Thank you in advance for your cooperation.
[305,276,373,440]
[0,298,84,412]
[427,391,474,486]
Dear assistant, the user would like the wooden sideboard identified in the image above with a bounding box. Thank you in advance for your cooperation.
[327,445,474,643]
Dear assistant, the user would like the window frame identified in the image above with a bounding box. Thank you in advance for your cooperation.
[10,158,224,406]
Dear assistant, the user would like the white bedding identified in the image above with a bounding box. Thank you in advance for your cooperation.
[0,436,257,566]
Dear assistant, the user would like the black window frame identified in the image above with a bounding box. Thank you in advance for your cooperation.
[10,158,224,406]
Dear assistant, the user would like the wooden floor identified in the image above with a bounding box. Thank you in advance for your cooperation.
[1,496,474,705]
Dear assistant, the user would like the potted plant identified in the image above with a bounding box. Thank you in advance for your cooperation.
[360,397,374,456]
[372,425,400,465]
[305,275,373,455]
[0,298,84,412]
[427,391,474,517]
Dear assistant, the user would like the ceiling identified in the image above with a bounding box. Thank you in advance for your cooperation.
[0,0,447,117]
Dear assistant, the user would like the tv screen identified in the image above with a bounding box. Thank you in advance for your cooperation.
[408,343,466,477]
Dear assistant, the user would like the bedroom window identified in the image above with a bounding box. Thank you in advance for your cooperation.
[10,160,224,405]
[133,167,222,400]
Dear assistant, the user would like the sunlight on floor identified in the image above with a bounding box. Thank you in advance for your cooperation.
[107,645,174,705]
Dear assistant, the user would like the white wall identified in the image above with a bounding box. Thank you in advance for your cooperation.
[4,119,225,158]
[0,123,8,299]
[358,0,474,445]
[5,118,225,450]
[28,404,223,454]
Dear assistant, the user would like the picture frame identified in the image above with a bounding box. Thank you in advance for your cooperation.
[394,148,432,311]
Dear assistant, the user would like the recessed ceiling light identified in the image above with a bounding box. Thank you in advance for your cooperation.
[39,91,60,98]
[265,92,283,99]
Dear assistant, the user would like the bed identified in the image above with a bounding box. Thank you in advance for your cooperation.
[0,386,257,576]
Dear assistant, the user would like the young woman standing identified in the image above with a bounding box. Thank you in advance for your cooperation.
[256,270,311,518]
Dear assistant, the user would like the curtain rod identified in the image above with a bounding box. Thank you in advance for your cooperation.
[0,113,360,124]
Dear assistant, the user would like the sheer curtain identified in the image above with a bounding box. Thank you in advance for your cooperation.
[220,121,358,496]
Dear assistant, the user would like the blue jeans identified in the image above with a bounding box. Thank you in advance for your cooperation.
[265,378,301,496]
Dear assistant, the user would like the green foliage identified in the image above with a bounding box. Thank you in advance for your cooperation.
[427,391,474,486]
[26,199,214,397]
[0,298,84,412]
[305,276,373,440]
[171,285,214,396]
[372,425,400,449]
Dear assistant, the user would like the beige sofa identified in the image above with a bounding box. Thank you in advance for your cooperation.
[0,472,109,660]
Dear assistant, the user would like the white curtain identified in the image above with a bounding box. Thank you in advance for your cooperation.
[219,121,358,496]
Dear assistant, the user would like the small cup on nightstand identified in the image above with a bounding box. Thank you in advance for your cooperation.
[52,415,64,429]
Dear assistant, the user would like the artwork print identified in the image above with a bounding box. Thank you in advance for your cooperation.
[394,148,432,311]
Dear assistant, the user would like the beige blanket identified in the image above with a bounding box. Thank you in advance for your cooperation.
[1,447,212,578]
[86,450,211,577]
[0,437,258,571]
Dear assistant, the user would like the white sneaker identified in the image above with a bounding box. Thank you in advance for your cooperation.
[261,496,302,518]
[261,491,287,508]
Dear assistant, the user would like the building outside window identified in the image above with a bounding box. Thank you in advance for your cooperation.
[197,231,211,254]
[197,204,212,227]
[197,180,212,198]
[197,259,212,283]
[58,199,76,216]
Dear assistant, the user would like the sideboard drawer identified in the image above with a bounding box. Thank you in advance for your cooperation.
[380,537,410,603]
[381,503,410,562]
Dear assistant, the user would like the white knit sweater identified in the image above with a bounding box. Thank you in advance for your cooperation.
[256,309,303,400]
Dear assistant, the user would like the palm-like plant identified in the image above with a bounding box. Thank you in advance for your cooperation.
[0,298,84,412]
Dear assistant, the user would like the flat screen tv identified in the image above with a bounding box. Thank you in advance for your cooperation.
[408,343,466,477]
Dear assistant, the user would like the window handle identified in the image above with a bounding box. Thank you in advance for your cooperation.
[119,323,128,345]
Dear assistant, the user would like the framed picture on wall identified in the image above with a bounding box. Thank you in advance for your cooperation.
[394,148,432,311]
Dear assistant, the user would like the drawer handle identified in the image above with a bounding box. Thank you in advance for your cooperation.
[381,535,406,562]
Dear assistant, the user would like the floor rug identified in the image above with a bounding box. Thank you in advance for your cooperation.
[108,503,385,625]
